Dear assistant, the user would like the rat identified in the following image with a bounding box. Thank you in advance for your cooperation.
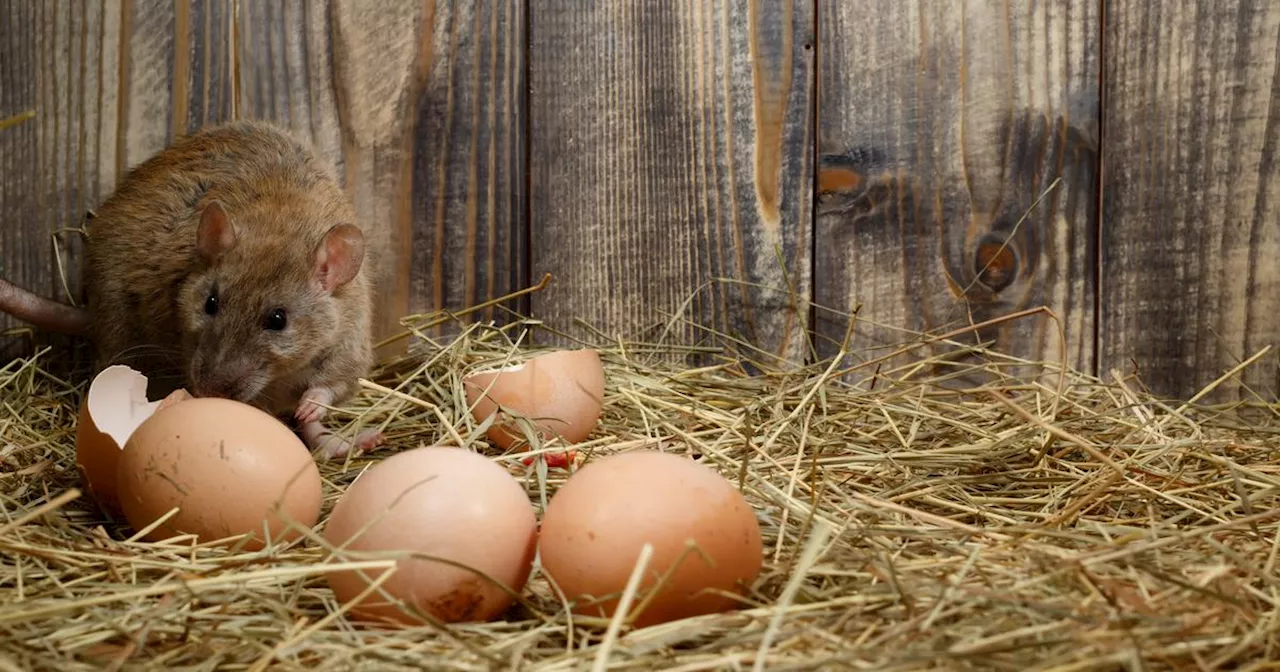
[0,120,383,460]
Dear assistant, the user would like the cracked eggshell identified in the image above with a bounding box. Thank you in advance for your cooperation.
[75,366,191,514]
[115,397,322,549]
[323,446,538,625]
[462,349,605,450]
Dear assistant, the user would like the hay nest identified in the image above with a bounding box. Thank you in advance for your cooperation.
[0,307,1278,671]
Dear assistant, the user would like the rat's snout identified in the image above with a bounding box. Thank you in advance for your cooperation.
[188,369,244,401]
[189,354,250,401]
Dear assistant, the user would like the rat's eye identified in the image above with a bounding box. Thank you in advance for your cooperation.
[263,308,288,331]
[204,292,218,316]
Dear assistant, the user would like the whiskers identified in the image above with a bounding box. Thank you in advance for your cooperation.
[105,343,185,367]
[243,375,287,414]
[102,343,190,391]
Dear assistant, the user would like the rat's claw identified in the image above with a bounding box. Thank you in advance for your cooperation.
[295,402,323,424]
[295,387,335,424]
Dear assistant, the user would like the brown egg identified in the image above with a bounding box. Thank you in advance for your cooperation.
[462,349,605,450]
[537,450,764,627]
[74,365,190,515]
[323,446,539,625]
[116,397,322,550]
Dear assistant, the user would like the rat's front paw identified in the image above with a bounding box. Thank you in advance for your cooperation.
[295,387,335,424]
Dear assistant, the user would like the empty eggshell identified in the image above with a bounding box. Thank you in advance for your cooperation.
[463,349,605,450]
[74,365,190,514]
[116,397,322,549]
[323,446,538,626]
[537,450,764,627]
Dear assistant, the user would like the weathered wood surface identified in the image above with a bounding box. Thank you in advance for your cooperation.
[527,0,815,366]
[0,2,43,361]
[0,0,138,362]
[3,1,1280,403]
[816,1,1100,388]
[1101,1,1280,403]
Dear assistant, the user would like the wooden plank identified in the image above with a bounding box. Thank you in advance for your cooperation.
[408,0,526,327]
[0,0,133,362]
[234,0,345,196]
[0,0,43,359]
[528,0,814,367]
[1101,2,1280,403]
[816,2,1101,389]
[238,1,526,350]
[185,0,236,131]
[119,0,176,168]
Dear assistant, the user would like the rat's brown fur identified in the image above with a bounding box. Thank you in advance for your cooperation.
[1,120,381,459]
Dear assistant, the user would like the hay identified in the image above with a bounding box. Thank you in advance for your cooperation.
[0,302,1278,672]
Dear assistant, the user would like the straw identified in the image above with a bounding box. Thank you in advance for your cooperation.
[0,290,1277,670]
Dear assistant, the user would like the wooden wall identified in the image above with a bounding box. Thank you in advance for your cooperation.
[0,0,1277,405]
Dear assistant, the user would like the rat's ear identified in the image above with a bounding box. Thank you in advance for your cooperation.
[196,201,237,261]
[314,223,365,293]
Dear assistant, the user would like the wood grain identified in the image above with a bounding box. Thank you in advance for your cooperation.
[0,0,42,357]
[1101,1,1280,403]
[4,1,114,351]
[816,1,1100,388]
[3,1,1279,407]
[407,0,526,326]
[234,0,343,159]
[528,0,814,367]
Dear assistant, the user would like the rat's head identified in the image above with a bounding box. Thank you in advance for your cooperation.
[179,200,367,409]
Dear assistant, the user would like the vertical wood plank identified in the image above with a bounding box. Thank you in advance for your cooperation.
[409,0,527,326]
[528,0,814,366]
[119,0,176,167]
[816,2,1101,388]
[1,0,132,358]
[0,0,42,357]
[234,0,345,196]
[186,0,235,132]
[1101,2,1280,403]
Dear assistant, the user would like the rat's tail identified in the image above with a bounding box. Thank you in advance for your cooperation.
[0,277,90,334]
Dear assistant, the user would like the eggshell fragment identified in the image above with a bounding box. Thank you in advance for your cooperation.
[463,349,605,450]
[323,446,538,626]
[537,450,763,627]
[116,397,322,549]
[74,366,188,514]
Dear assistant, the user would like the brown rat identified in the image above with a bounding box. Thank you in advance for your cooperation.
[0,120,382,459]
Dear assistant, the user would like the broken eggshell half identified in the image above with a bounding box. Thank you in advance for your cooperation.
[462,349,605,451]
[75,365,190,514]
